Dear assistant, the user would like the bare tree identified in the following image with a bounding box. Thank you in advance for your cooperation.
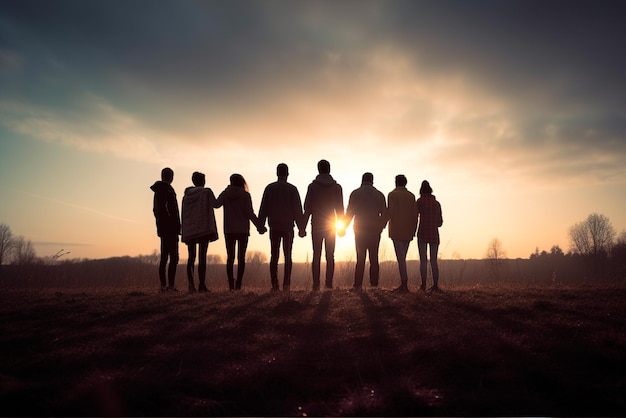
[569,213,616,279]
[245,250,268,281]
[486,238,506,260]
[136,250,160,265]
[0,223,15,265]
[485,238,506,280]
[246,250,268,265]
[569,213,616,256]
[12,236,37,265]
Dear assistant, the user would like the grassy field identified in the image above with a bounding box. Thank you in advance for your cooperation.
[1,284,625,416]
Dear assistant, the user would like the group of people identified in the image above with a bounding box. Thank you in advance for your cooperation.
[150,159,443,294]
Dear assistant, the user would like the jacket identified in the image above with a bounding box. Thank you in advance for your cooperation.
[345,182,387,235]
[258,179,304,232]
[181,186,219,243]
[416,194,443,244]
[387,186,418,241]
[150,181,181,237]
[216,185,263,235]
[303,173,344,233]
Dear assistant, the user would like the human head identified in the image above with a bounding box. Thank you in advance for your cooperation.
[420,180,433,195]
[317,159,330,174]
[192,171,205,187]
[230,173,249,192]
[362,172,373,184]
[277,163,289,178]
[161,167,174,184]
[395,175,407,187]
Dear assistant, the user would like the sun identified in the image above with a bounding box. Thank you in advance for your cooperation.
[335,219,347,237]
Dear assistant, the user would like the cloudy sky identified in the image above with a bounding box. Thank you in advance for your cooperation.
[1,0,625,264]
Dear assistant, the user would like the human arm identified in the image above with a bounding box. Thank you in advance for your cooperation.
[246,193,267,234]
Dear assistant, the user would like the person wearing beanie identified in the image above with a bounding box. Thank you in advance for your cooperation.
[416,180,443,292]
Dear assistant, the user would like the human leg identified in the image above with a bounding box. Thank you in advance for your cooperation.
[225,234,236,290]
[282,230,294,289]
[311,231,323,290]
[158,237,168,289]
[368,233,381,287]
[235,235,249,290]
[354,233,367,289]
[186,243,197,292]
[393,239,410,287]
[165,234,179,289]
[269,229,281,290]
[324,231,336,288]
[429,242,440,288]
[418,239,428,290]
[198,240,209,291]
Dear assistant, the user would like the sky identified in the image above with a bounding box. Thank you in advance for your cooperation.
[1,0,625,263]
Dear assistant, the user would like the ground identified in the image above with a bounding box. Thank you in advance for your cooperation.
[1,284,625,416]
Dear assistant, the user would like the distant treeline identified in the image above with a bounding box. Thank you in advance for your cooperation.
[1,251,623,290]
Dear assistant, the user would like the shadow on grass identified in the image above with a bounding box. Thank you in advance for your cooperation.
[1,287,625,416]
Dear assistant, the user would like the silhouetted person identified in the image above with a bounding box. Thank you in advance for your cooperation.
[259,163,306,292]
[150,167,181,292]
[387,175,418,292]
[303,159,344,290]
[345,172,387,291]
[182,171,219,293]
[416,180,443,292]
[216,174,267,291]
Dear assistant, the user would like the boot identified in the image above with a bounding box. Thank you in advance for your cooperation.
[228,279,235,291]
[393,281,409,293]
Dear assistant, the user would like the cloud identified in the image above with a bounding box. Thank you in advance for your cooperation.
[1,0,625,187]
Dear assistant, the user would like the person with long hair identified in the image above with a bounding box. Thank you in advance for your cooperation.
[181,171,219,293]
[216,174,267,291]
[416,180,443,292]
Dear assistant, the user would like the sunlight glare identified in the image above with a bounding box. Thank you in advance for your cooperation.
[335,219,346,237]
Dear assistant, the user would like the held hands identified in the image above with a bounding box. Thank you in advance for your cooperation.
[257,225,268,235]
[298,229,307,238]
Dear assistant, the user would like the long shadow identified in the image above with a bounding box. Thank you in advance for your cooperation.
[355,291,446,415]
[429,290,626,416]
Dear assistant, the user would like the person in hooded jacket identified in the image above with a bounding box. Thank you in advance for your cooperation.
[216,174,267,291]
[416,180,443,292]
[182,171,219,293]
[302,159,345,290]
[150,167,181,292]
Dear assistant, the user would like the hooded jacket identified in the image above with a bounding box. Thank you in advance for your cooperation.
[181,186,219,244]
[346,181,387,235]
[150,181,181,237]
[304,173,344,233]
[258,179,304,232]
[216,185,263,235]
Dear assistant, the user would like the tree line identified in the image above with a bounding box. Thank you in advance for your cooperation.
[0,223,37,266]
[2,212,625,281]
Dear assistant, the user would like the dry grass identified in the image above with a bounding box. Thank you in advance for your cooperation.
[1,284,625,416]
